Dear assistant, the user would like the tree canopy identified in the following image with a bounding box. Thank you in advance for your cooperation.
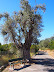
[39,36,54,50]
[0,0,46,59]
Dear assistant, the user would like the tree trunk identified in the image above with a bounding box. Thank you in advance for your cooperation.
[23,47,30,60]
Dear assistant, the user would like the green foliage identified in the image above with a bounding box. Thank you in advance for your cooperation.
[0,44,9,51]
[49,40,54,50]
[30,44,39,53]
[0,45,3,51]
[39,36,54,50]
[0,43,23,58]
[39,39,50,48]
[2,44,9,51]
[8,43,17,53]
[0,43,1,46]
[0,0,46,59]
[0,43,16,52]
[0,0,46,49]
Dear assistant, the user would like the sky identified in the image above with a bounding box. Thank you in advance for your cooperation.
[0,0,54,44]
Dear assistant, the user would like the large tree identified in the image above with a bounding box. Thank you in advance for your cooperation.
[0,0,46,59]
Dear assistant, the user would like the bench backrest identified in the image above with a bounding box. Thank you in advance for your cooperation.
[8,58,23,62]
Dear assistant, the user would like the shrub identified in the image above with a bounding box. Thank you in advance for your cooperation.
[30,45,39,54]
[49,40,54,50]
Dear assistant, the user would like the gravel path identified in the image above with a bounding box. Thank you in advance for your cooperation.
[3,51,54,72]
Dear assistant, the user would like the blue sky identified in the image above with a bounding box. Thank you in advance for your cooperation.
[0,0,54,44]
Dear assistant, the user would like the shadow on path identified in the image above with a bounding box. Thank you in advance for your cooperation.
[31,51,54,72]
[13,51,54,72]
[31,58,54,67]
[48,69,54,72]
[14,65,31,71]
[36,51,48,55]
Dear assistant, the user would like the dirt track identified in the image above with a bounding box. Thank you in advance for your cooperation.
[3,51,54,72]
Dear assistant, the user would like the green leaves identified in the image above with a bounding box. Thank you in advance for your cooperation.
[0,44,9,51]
[30,44,39,53]
[36,4,46,12]
[0,0,46,49]
[39,36,54,50]
[49,40,54,50]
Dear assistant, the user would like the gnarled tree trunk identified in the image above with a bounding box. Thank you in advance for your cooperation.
[23,47,30,60]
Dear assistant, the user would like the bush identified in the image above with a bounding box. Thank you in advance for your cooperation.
[30,45,39,54]
[49,40,54,50]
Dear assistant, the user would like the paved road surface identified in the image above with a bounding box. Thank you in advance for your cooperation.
[3,51,54,72]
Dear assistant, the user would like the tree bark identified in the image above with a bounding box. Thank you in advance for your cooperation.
[22,28,33,60]
[23,46,30,60]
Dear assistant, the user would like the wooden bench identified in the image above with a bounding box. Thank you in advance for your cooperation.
[8,58,25,70]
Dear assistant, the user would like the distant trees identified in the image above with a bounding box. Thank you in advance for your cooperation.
[8,43,17,54]
[0,43,17,54]
[0,0,46,59]
[0,43,1,46]
[49,40,54,50]
[0,43,3,51]
[0,43,9,51]
[39,39,49,48]
[39,36,54,50]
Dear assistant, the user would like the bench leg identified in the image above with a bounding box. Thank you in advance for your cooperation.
[29,59,31,65]
[10,65,11,69]
[24,62,25,66]
[13,64,14,70]
[24,60,25,66]
[21,60,22,64]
